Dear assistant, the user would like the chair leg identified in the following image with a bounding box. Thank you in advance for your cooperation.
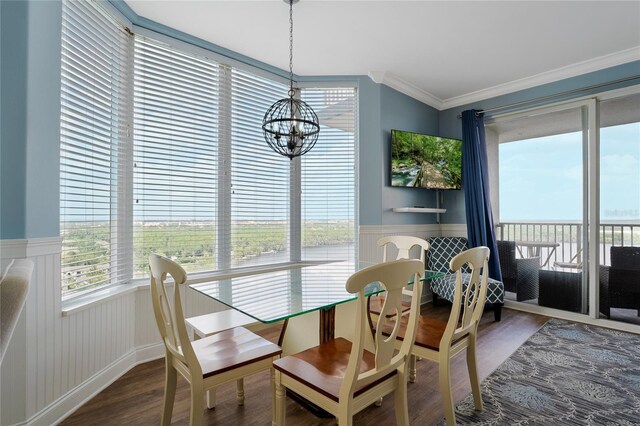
[274,371,286,426]
[161,362,177,426]
[493,304,502,322]
[408,354,417,383]
[466,336,483,411]
[439,357,456,426]
[236,378,245,406]
[206,389,216,409]
[394,368,410,426]
[270,368,277,426]
[190,380,204,426]
[337,410,353,426]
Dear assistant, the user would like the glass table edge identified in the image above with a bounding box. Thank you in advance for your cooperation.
[189,269,446,325]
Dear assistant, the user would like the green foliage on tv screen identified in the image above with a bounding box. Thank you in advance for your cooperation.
[391,130,462,189]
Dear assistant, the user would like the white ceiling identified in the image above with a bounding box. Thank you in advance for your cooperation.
[125,0,640,110]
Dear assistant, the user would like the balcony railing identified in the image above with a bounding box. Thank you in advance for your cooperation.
[496,221,640,269]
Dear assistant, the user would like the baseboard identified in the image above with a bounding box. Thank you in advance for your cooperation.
[135,342,166,364]
[504,300,640,335]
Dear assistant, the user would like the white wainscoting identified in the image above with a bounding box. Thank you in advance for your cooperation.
[359,223,467,262]
[1,238,135,426]
[359,224,466,304]
[0,226,467,424]
[0,238,228,426]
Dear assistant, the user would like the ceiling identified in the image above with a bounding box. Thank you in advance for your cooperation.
[125,1,640,110]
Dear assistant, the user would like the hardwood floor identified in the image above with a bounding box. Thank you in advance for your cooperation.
[61,306,548,425]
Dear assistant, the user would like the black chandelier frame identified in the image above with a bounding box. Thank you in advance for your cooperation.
[262,0,320,160]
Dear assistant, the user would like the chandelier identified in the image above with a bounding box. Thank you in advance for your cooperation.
[262,0,320,160]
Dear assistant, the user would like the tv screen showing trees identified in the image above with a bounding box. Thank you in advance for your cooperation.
[391,130,462,190]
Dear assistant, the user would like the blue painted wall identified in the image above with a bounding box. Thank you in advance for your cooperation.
[1,0,28,239]
[0,0,62,239]
[379,85,441,225]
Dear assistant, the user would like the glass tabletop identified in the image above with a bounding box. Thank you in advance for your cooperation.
[189,261,445,324]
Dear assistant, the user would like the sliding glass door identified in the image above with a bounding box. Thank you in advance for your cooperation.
[487,100,593,315]
[597,91,640,325]
[488,86,640,328]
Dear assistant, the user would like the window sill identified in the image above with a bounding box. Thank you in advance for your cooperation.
[61,261,326,316]
[62,282,142,316]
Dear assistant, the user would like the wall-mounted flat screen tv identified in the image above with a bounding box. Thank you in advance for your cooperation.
[391,130,462,190]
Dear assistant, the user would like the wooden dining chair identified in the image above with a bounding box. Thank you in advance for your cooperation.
[367,236,430,336]
[272,259,424,426]
[148,254,282,426]
[185,309,256,409]
[382,246,490,426]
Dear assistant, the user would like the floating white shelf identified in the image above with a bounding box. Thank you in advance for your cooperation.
[392,207,446,214]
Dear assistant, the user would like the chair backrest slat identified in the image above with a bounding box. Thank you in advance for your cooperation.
[149,254,198,371]
[445,247,490,345]
[378,235,429,264]
[340,259,424,400]
[378,236,429,297]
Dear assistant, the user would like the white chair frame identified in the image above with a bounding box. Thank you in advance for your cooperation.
[396,246,489,426]
[149,254,281,426]
[273,259,424,426]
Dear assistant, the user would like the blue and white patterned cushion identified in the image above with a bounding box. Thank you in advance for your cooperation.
[430,273,505,305]
[427,237,472,274]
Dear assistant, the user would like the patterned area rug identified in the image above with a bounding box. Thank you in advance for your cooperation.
[445,319,640,425]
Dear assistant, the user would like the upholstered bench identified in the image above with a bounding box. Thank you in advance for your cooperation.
[427,237,504,321]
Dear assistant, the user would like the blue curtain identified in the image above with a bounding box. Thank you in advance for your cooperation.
[461,110,502,281]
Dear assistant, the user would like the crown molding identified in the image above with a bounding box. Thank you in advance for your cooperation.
[368,71,444,110]
[441,47,640,110]
[369,47,640,112]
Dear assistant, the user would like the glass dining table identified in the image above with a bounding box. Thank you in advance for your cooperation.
[189,260,445,346]
[190,260,445,418]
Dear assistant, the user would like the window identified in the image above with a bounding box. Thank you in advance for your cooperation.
[132,36,220,277]
[60,0,358,299]
[301,88,357,262]
[60,0,132,296]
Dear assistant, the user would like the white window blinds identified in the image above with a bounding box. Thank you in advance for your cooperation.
[132,36,219,278]
[301,88,358,261]
[228,69,290,269]
[60,3,358,298]
[60,0,132,297]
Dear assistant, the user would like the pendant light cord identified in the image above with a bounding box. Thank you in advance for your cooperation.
[288,0,294,96]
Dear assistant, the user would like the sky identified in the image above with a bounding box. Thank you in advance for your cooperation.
[499,123,640,223]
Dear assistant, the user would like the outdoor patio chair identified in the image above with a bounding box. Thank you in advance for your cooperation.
[599,246,640,317]
[497,240,540,302]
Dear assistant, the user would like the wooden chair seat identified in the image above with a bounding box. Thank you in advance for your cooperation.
[192,327,281,378]
[273,337,395,402]
[368,295,412,317]
[381,316,464,352]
